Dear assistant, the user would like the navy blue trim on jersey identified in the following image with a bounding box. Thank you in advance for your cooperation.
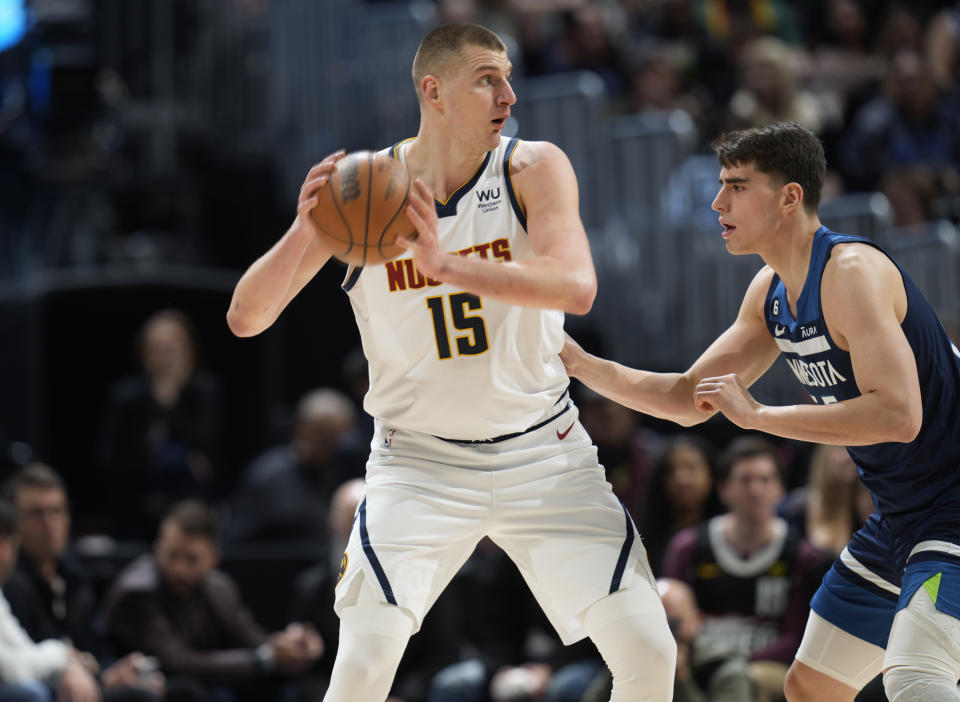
[435,388,571,444]
[907,550,960,569]
[436,151,491,219]
[833,558,900,603]
[610,503,635,594]
[503,138,527,231]
[341,266,363,292]
[358,497,397,605]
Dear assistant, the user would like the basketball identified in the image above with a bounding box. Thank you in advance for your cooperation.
[311,150,417,266]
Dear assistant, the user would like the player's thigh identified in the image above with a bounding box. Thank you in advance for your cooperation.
[335,455,488,627]
[884,559,960,676]
[796,562,896,691]
[490,448,654,642]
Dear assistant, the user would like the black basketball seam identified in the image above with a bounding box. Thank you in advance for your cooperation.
[377,170,413,258]
[362,152,373,268]
[329,164,355,258]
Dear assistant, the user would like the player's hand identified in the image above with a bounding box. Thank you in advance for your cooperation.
[694,373,762,428]
[269,623,323,673]
[558,332,586,377]
[58,661,102,702]
[295,149,346,237]
[397,178,446,279]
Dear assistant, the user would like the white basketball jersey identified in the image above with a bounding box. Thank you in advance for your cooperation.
[341,136,569,440]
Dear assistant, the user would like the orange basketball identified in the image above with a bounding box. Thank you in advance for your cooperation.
[311,150,417,266]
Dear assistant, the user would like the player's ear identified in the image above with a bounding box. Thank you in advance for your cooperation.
[782,182,803,212]
[421,75,441,107]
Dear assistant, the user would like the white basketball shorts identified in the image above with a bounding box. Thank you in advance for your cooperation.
[334,401,655,644]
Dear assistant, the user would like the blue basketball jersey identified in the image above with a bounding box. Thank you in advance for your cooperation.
[764,226,960,564]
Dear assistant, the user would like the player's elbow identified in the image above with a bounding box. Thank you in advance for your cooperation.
[565,277,597,315]
[226,306,263,338]
[675,413,708,428]
[894,408,922,443]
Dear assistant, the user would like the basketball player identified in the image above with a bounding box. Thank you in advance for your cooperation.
[227,22,675,702]
[561,121,960,702]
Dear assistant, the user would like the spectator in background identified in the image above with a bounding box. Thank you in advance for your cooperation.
[880,166,939,227]
[224,388,363,544]
[800,0,885,142]
[664,437,830,702]
[726,37,822,134]
[926,2,960,94]
[780,444,873,557]
[2,464,164,702]
[585,578,754,702]
[97,310,222,540]
[840,49,960,193]
[703,0,802,46]
[533,6,629,96]
[0,497,104,702]
[102,500,322,702]
[640,434,722,576]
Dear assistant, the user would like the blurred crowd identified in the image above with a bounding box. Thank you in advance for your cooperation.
[1,0,959,275]
[0,306,884,702]
[445,0,960,228]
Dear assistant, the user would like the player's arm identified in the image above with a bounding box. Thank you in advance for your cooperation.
[697,245,922,444]
[399,141,596,314]
[226,153,343,337]
[562,267,781,426]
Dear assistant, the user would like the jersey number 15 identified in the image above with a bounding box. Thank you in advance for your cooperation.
[427,293,490,360]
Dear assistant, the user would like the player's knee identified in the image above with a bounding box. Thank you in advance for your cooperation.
[585,590,676,700]
[883,664,960,702]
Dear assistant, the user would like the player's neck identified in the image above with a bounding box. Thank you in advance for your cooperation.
[763,214,822,311]
[406,129,490,203]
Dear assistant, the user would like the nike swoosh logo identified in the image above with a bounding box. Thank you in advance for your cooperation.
[774,324,786,336]
[557,421,575,440]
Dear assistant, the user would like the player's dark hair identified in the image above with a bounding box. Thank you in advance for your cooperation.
[412,23,506,98]
[711,122,826,212]
[161,499,219,544]
[716,436,786,486]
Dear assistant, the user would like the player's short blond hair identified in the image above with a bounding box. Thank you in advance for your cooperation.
[412,23,506,102]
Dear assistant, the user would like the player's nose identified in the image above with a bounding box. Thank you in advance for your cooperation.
[499,82,517,107]
[710,190,726,212]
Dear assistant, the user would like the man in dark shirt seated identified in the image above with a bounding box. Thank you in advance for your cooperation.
[664,437,831,702]
[101,500,322,702]
[3,463,163,702]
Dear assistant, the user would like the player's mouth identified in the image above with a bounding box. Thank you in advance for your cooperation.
[720,218,736,237]
[491,117,507,129]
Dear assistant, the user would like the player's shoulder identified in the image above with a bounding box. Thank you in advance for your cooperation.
[824,240,899,294]
[509,139,570,178]
[827,239,891,272]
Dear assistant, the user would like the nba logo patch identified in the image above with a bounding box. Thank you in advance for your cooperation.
[336,553,349,587]
[384,429,397,448]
